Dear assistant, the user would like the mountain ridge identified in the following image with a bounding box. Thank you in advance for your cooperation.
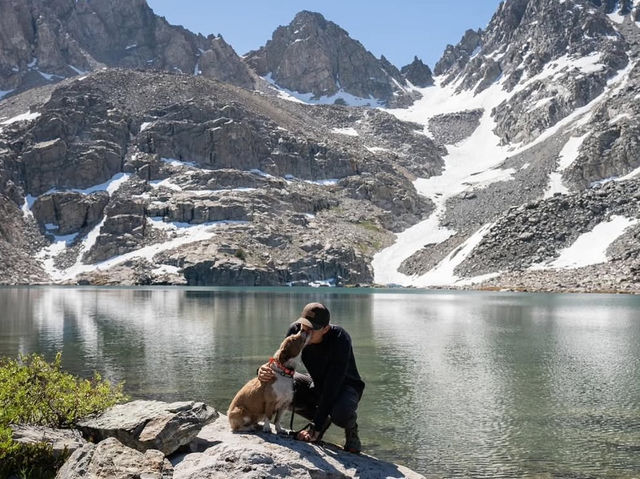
[0,0,256,97]
[245,10,422,107]
[1,0,640,293]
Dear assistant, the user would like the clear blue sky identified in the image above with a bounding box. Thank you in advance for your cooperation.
[146,0,503,69]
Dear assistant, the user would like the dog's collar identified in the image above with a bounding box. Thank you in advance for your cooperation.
[269,357,295,377]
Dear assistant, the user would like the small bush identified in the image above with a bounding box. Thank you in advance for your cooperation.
[234,248,247,261]
[0,429,68,479]
[0,353,128,478]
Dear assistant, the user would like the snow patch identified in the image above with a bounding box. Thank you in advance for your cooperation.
[249,169,274,178]
[150,178,183,191]
[67,65,87,75]
[608,5,626,24]
[37,233,80,276]
[332,127,359,136]
[527,97,554,112]
[161,157,197,168]
[0,89,14,100]
[413,222,497,287]
[532,216,638,270]
[38,71,63,81]
[1,112,41,126]
[544,133,589,198]
[42,218,247,282]
[366,146,391,153]
[152,264,181,275]
[263,74,384,107]
[40,173,131,197]
[609,113,631,124]
[374,78,515,286]
[372,51,632,287]
[617,165,640,181]
[22,195,37,219]
[303,178,339,186]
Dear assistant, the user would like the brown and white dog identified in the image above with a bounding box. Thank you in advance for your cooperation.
[227,329,309,433]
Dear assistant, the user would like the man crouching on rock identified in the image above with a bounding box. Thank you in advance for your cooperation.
[258,302,365,453]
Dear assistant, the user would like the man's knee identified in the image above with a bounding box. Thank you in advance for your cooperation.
[330,387,359,428]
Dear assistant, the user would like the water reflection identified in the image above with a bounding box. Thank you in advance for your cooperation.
[1,287,640,478]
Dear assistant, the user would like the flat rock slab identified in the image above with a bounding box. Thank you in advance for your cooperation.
[174,414,425,479]
[10,425,87,457]
[77,400,218,456]
[56,437,173,479]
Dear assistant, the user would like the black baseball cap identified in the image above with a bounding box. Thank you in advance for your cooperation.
[296,302,330,330]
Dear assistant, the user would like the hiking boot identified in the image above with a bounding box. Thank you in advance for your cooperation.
[344,424,361,453]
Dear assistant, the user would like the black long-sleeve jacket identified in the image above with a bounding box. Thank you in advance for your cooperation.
[287,322,365,429]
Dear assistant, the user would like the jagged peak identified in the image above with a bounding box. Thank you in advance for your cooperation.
[245,9,413,107]
[291,10,330,27]
[401,56,433,88]
[0,0,255,96]
[434,0,628,90]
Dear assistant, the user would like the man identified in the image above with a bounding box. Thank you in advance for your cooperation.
[258,302,365,453]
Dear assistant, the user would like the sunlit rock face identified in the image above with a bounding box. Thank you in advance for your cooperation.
[0,69,442,286]
[245,11,416,107]
[401,56,434,88]
[434,0,629,145]
[2,0,640,292]
[0,0,255,95]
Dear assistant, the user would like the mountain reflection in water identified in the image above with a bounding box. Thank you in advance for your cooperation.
[1,287,640,478]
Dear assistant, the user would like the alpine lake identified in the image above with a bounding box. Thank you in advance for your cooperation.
[1,286,639,478]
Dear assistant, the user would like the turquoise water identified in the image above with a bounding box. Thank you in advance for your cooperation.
[1,286,640,477]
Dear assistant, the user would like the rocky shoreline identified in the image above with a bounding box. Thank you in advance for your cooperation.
[12,400,424,479]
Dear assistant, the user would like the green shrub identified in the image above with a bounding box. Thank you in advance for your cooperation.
[0,353,128,478]
[0,429,68,479]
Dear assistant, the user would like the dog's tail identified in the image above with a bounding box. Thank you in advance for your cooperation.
[227,406,250,431]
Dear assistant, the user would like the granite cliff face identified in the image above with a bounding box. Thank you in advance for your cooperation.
[377,0,640,293]
[0,0,255,98]
[435,0,629,145]
[401,57,434,88]
[245,11,417,107]
[0,69,441,286]
[2,0,640,293]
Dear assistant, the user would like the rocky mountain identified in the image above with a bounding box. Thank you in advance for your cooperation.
[245,11,418,107]
[374,0,640,293]
[2,0,640,293]
[401,57,434,88]
[0,0,255,98]
[0,68,442,286]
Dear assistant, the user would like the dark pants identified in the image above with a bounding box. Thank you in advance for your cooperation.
[292,372,360,431]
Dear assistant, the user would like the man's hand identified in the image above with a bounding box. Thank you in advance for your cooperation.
[296,428,320,442]
[257,363,276,384]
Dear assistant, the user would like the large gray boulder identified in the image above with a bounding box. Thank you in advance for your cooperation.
[10,425,87,457]
[77,400,218,456]
[56,437,173,479]
[174,414,425,479]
